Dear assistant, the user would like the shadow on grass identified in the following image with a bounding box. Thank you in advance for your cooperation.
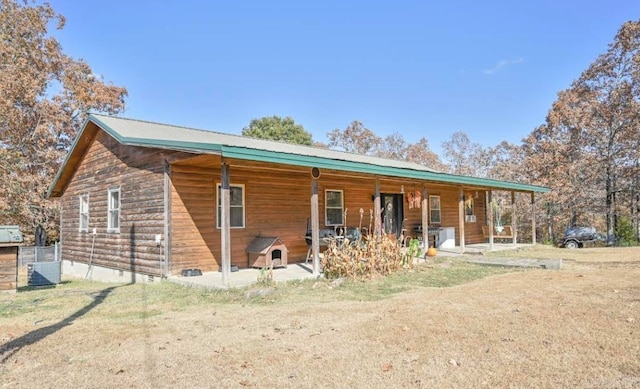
[1,224,144,364]
[0,284,120,364]
[16,280,72,292]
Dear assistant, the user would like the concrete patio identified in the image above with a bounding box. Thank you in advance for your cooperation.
[168,262,319,290]
[166,243,532,290]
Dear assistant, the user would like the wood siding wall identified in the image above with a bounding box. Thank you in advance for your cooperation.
[59,130,190,277]
[170,163,218,273]
[170,161,490,273]
[170,160,314,273]
[0,246,18,292]
[412,185,487,245]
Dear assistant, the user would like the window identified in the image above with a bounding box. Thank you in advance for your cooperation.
[107,188,120,233]
[429,195,441,224]
[325,190,344,226]
[465,195,476,223]
[79,194,89,232]
[217,184,245,228]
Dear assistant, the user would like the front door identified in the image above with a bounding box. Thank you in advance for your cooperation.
[381,194,404,238]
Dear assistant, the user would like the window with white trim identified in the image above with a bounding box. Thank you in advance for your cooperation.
[107,188,120,233]
[79,194,89,232]
[325,189,344,226]
[216,183,245,228]
[429,195,441,224]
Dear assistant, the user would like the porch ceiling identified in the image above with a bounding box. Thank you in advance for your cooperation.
[171,154,222,168]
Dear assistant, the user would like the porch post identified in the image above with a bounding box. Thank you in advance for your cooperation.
[374,179,381,240]
[458,187,465,254]
[487,190,494,250]
[511,191,517,246]
[422,186,429,249]
[311,179,320,276]
[163,160,172,277]
[220,163,231,286]
[531,192,537,245]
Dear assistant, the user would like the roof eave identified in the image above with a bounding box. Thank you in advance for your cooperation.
[47,116,94,198]
[221,146,551,193]
[48,115,551,198]
[47,114,224,197]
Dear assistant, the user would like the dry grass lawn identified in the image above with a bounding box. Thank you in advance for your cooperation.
[1,246,639,388]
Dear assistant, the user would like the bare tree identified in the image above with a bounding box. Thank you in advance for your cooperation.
[405,137,447,171]
[441,131,484,176]
[327,122,446,170]
[327,121,381,155]
[377,132,407,160]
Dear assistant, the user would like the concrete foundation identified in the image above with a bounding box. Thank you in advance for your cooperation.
[63,260,162,284]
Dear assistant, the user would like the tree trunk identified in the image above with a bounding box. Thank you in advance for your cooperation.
[636,192,640,242]
[635,162,640,242]
[605,166,615,245]
[546,202,553,243]
[570,207,578,227]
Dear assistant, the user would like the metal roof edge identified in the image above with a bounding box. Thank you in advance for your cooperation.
[49,115,551,197]
[118,137,224,153]
[88,114,126,143]
[221,146,551,193]
[90,115,224,153]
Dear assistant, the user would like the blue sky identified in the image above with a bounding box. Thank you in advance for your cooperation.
[53,0,640,154]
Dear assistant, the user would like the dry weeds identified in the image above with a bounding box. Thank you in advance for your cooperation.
[1,246,639,388]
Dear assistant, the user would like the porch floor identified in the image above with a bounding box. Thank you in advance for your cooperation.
[167,263,318,290]
[167,243,530,290]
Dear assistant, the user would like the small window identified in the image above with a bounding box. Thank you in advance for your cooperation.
[79,194,89,232]
[217,184,245,228]
[108,188,120,233]
[429,195,441,224]
[325,190,344,226]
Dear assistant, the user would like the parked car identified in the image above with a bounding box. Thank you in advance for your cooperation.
[558,226,605,249]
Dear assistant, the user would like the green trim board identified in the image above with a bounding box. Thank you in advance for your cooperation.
[220,145,550,193]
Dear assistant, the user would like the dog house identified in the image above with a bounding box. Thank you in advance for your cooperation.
[246,237,288,269]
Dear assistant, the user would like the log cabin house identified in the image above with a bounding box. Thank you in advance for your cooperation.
[48,115,550,284]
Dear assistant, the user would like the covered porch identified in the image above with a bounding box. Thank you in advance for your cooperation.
[168,152,549,288]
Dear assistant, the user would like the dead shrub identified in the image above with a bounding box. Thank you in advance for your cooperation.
[321,234,413,280]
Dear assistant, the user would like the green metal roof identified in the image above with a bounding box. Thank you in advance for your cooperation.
[48,114,551,197]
